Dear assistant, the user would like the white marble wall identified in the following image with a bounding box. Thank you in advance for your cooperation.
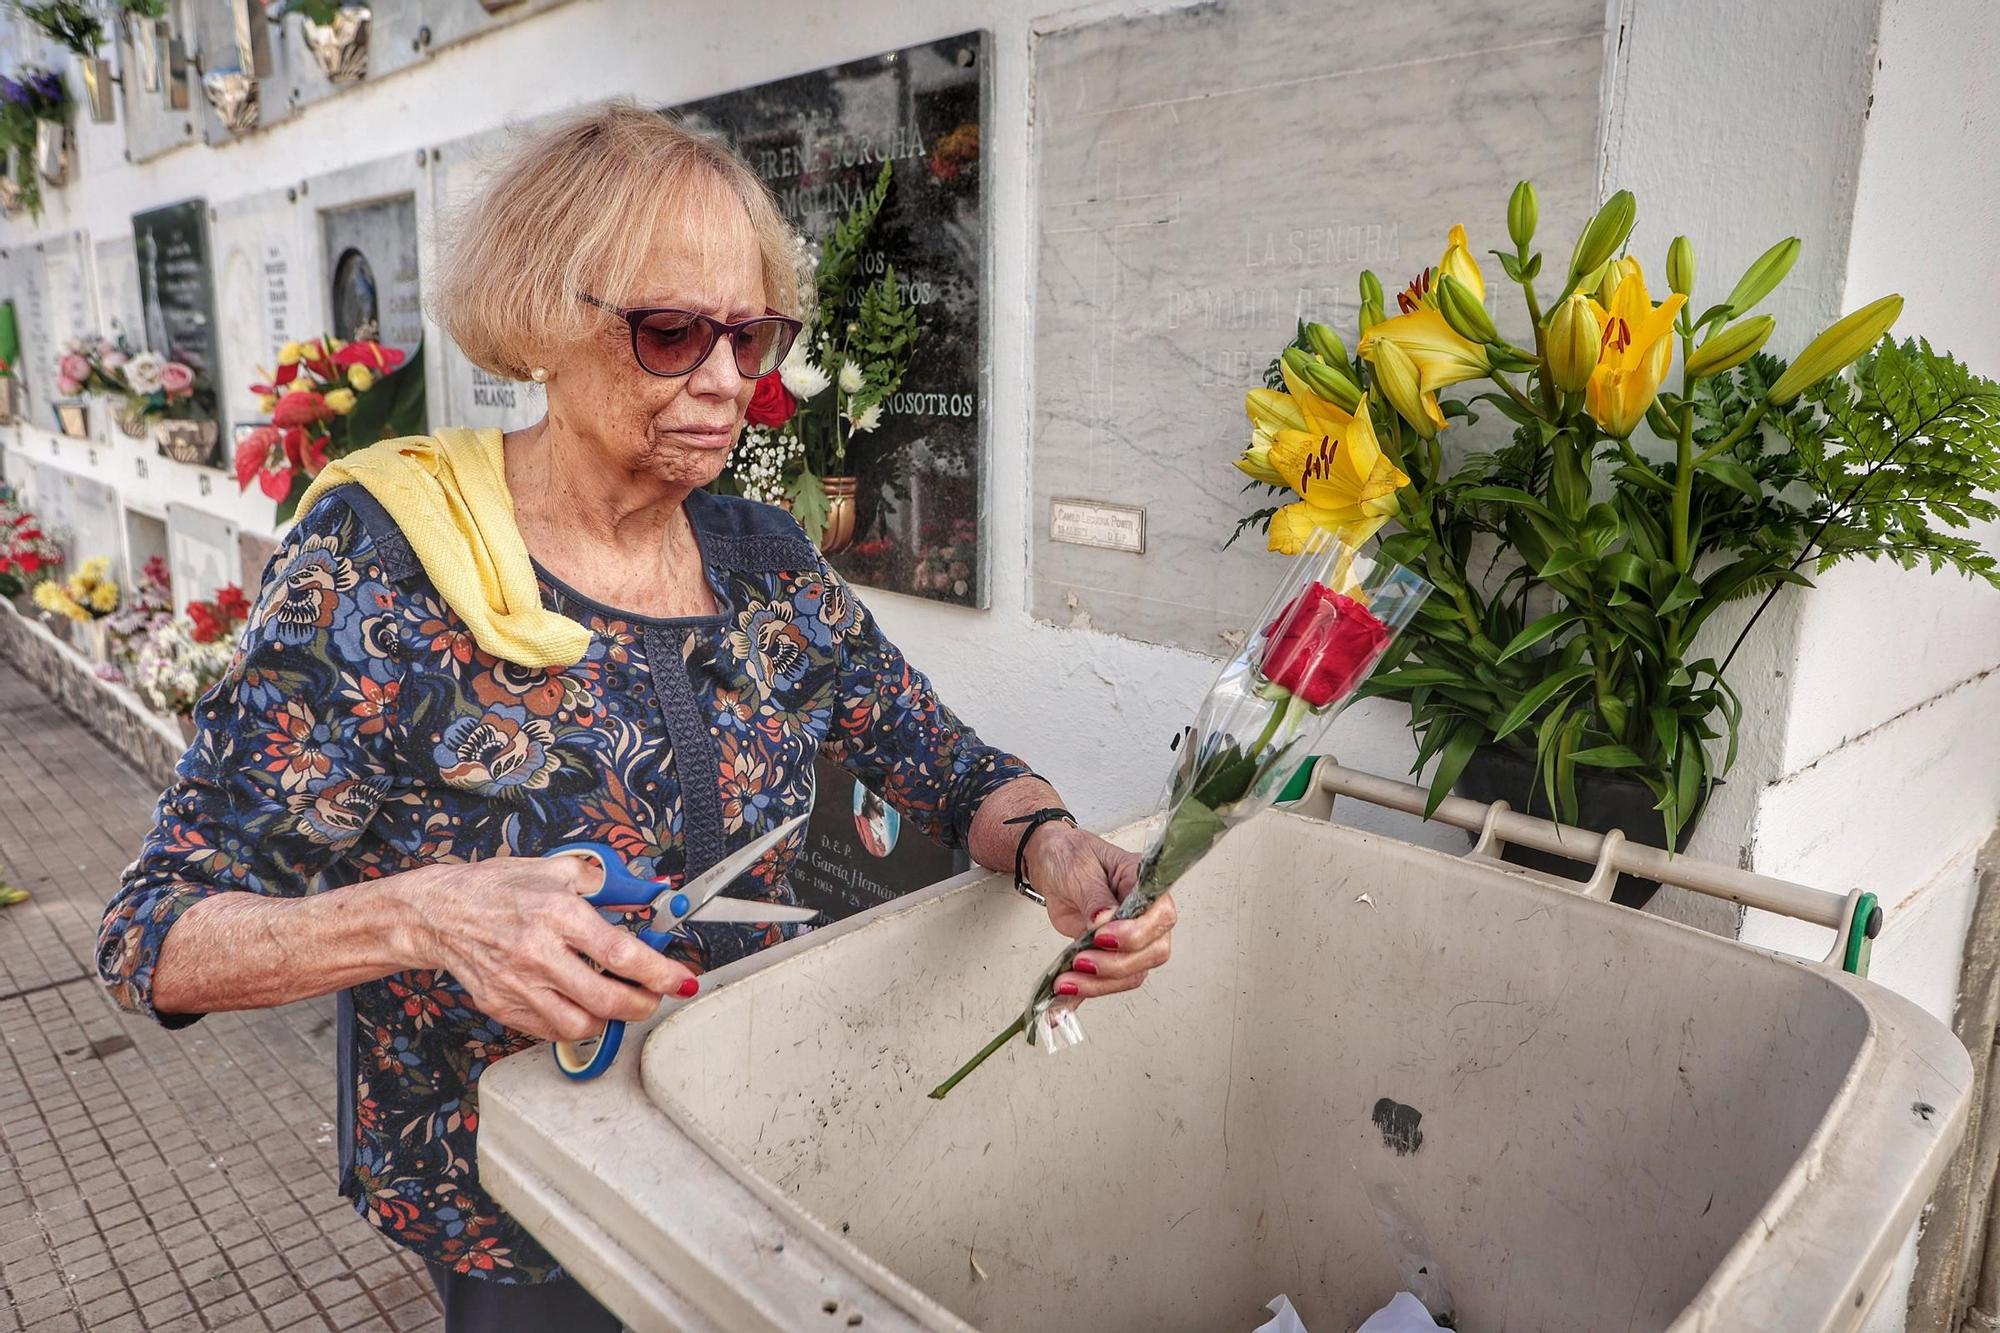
[1030,0,1607,653]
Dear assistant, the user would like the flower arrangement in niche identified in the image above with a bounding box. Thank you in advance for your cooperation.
[0,489,64,598]
[100,555,174,680]
[0,67,67,217]
[34,555,120,622]
[718,161,922,552]
[1231,184,2000,847]
[234,333,424,522]
[134,613,237,718]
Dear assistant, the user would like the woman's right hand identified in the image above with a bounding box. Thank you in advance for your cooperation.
[408,854,699,1043]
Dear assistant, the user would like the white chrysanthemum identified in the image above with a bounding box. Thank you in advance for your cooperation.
[125,351,167,395]
[838,360,864,395]
[849,402,884,434]
[778,343,830,400]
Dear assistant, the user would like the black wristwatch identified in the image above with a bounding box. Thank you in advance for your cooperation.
[1001,807,1076,906]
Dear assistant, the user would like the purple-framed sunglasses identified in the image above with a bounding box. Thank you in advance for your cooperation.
[578,294,802,379]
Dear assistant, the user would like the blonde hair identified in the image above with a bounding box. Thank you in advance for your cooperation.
[433,101,808,380]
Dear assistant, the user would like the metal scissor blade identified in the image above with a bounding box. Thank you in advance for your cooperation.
[656,811,811,917]
[687,898,820,924]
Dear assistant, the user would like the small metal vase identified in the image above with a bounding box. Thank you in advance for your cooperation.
[80,56,117,124]
[303,6,371,84]
[201,68,259,134]
[126,15,164,93]
[154,419,219,466]
[115,399,150,439]
[55,402,89,438]
[33,119,69,186]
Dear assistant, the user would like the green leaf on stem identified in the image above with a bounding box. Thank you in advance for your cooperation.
[788,469,829,545]
[1492,665,1593,741]
[1425,723,1481,817]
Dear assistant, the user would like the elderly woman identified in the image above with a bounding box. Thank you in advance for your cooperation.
[98,104,1177,1330]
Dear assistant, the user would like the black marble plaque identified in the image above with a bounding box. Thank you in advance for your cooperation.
[133,199,223,429]
[670,31,989,606]
[788,757,967,923]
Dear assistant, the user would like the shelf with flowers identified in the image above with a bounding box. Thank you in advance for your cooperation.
[0,488,65,606]
[14,0,116,122]
[0,66,69,217]
[95,555,173,685]
[1228,184,2000,905]
[32,555,121,660]
[131,581,248,739]
[233,332,424,523]
[58,333,201,441]
[719,162,922,553]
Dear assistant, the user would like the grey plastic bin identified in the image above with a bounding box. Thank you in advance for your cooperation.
[478,762,1971,1333]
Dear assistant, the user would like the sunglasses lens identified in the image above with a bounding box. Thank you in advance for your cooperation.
[733,319,797,378]
[633,310,713,375]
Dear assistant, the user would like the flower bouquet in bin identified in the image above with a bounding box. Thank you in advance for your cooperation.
[931,529,1430,1098]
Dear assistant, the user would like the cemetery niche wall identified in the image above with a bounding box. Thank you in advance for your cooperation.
[670,31,991,607]
[133,199,224,467]
[1029,0,1607,654]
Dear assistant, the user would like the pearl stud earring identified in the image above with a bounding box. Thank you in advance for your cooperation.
[530,366,552,384]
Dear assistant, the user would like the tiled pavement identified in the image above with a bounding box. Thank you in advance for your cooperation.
[0,666,444,1332]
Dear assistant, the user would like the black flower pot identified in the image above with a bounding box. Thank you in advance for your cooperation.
[1453,745,1713,911]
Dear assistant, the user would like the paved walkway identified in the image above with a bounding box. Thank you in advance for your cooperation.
[0,666,444,1333]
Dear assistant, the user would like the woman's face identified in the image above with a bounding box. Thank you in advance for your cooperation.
[543,189,768,492]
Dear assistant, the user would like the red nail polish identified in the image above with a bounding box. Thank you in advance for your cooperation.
[1095,933,1120,951]
[1074,957,1098,974]
[1056,980,1081,997]
[677,978,700,998]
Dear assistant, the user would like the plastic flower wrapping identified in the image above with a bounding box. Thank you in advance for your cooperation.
[930,534,1430,1098]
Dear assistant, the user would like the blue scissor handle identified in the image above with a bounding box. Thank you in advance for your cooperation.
[545,841,687,1081]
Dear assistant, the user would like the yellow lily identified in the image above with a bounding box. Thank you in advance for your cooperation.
[1584,262,1686,438]
[1358,305,1491,435]
[1238,387,1302,485]
[1264,398,1409,554]
[1437,223,1485,302]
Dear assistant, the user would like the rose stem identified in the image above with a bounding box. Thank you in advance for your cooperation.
[928,1014,1026,1100]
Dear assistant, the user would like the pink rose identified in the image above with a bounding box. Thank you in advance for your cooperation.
[56,377,80,396]
[58,353,89,383]
[159,362,195,396]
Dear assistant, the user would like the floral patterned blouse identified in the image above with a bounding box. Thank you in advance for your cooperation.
[98,484,1033,1282]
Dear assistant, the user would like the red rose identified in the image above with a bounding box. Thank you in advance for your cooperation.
[745,373,796,428]
[1258,582,1391,708]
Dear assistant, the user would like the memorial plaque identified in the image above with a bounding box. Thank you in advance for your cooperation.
[0,243,55,416]
[214,190,306,425]
[62,471,124,579]
[320,194,424,354]
[44,235,92,353]
[93,235,146,348]
[1031,0,1605,653]
[133,200,223,430]
[671,32,991,607]
[430,127,551,433]
[164,501,240,613]
[787,757,966,924]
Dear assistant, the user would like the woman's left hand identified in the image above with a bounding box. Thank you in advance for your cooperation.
[1026,825,1176,1000]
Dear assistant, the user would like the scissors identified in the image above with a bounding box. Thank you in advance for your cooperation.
[547,812,819,1081]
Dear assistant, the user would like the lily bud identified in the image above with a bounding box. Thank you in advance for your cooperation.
[1435,274,1498,345]
[1722,236,1801,319]
[1359,270,1384,308]
[1281,345,1363,413]
[1567,189,1637,287]
[1545,293,1602,393]
[1767,295,1903,404]
[1508,180,1537,251]
[1596,256,1641,308]
[1304,322,1349,372]
[1368,337,1436,440]
[1358,298,1386,336]
[1685,315,1775,378]
[1667,236,1694,299]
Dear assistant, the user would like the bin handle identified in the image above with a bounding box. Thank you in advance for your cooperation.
[1294,757,1883,975]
